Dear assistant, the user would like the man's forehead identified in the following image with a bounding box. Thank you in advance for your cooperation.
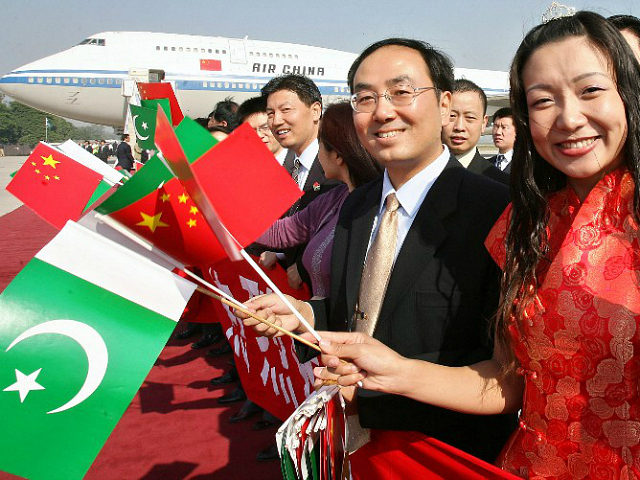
[353,46,432,88]
[451,91,484,111]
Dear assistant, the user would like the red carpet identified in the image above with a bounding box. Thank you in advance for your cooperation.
[0,207,282,480]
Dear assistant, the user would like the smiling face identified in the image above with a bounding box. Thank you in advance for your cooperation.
[351,45,451,188]
[266,89,321,156]
[523,36,627,199]
[245,112,282,155]
[442,90,488,156]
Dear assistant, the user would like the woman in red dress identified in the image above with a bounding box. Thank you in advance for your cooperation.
[313,11,640,479]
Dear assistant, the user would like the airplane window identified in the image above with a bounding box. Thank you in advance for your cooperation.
[276,53,279,58]
[202,81,207,87]
[222,50,226,54]
[72,78,78,83]
[201,48,205,53]
[37,77,43,83]
[217,82,222,88]
[98,78,104,84]
[171,47,176,51]
[77,39,91,45]
[89,78,95,84]
[208,49,212,53]
[28,77,34,83]
[97,39,105,46]
[64,78,70,84]
[106,78,112,84]
[116,79,122,85]
[46,77,52,83]
[232,83,236,89]
[156,46,160,50]
[179,47,183,52]
[164,46,168,51]
[186,47,190,52]
[295,54,298,59]
[215,49,220,54]
[224,82,229,88]
[238,83,243,89]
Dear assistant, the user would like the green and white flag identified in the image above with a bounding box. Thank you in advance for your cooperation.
[0,221,196,480]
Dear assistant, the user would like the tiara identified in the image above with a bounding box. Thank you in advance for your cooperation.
[541,2,577,23]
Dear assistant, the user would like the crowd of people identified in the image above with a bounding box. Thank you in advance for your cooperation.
[228,10,640,480]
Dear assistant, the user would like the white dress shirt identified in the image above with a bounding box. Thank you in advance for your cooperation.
[294,139,319,189]
[367,145,451,261]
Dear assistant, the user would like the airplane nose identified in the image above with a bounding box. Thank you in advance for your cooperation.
[0,72,23,98]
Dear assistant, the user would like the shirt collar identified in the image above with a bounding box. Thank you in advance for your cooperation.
[500,150,513,162]
[275,148,288,166]
[379,145,451,217]
[297,138,318,170]
[455,148,477,169]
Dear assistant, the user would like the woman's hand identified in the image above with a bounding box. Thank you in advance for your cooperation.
[308,331,412,396]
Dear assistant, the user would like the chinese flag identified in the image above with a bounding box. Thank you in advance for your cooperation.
[106,178,229,266]
[137,82,184,126]
[6,143,103,229]
[153,110,302,261]
[200,59,221,71]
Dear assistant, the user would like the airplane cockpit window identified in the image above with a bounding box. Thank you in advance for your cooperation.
[76,38,105,46]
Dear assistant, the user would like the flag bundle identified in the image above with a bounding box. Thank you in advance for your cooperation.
[277,385,349,480]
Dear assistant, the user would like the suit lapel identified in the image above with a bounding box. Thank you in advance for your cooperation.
[376,159,464,326]
[345,182,381,322]
[302,154,323,191]
[282,149,296,175]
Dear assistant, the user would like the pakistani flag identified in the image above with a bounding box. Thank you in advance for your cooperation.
[0,222,196,480]
[130,103,157,150]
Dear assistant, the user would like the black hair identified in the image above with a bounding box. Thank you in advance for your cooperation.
[208,97,239,130]
[452,78,487,115]
[236,96,268,124]
[492,107,513,123]
[261,74,322,108]
[347,38,454,95]
[609,14,640,40]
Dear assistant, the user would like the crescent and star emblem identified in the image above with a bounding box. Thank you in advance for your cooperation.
[3,319,109,414]
[132,114,150,141]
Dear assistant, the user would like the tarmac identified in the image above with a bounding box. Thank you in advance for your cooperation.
[0,156,25,216]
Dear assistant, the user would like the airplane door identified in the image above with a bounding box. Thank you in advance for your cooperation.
[229,39,247,64]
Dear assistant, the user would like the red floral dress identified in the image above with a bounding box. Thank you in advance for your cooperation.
[486,168,640,479]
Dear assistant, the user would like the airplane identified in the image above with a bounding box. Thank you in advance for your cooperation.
[0,31,509,127]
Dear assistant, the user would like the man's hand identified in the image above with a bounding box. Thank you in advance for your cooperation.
[259,251,278,270]
[286,264,303,290]
[234,293,313,338]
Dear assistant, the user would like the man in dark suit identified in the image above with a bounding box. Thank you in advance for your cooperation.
[115,134,134,172]
[487,107,516,174]
[261,74,339,289]
[442,79,508,185]
[241,39,515,462]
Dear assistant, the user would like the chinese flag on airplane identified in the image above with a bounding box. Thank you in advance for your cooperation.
[137,82,184,126]
[200,59,221,71]
[6,142,103,229]
[153,109,302,261]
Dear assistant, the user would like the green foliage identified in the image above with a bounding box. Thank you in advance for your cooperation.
[0,100,113,146]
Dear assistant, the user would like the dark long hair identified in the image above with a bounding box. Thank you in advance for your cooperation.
[497,11,640,373]
[318,102,382,187]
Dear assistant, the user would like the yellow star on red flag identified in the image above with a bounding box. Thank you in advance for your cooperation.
[41,154,61,169]
[178,193,189,204]
[136,211,169,233]
[187,218,197,228]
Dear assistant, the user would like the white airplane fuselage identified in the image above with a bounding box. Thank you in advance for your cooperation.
[0,32,509,127]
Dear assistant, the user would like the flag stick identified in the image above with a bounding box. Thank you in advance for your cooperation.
[195,286,321,352]
[93,213,250,312]
[239,249,322,343]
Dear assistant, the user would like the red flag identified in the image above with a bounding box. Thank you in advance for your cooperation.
[153,110,303,261]
[350,430,521,480]
[6,142,103,229]
[200,59,221,71]
[137,82,184,126]
[202,257,316,421]
[190,122,303,249]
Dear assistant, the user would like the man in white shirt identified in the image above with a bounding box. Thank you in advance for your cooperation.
[241,38,515,461]
[442,79,508,184]
[261,74,339,289]
[488,107,516,174]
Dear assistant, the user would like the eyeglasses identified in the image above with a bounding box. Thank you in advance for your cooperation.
[350,84,439,113]
[254,124,271,134]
